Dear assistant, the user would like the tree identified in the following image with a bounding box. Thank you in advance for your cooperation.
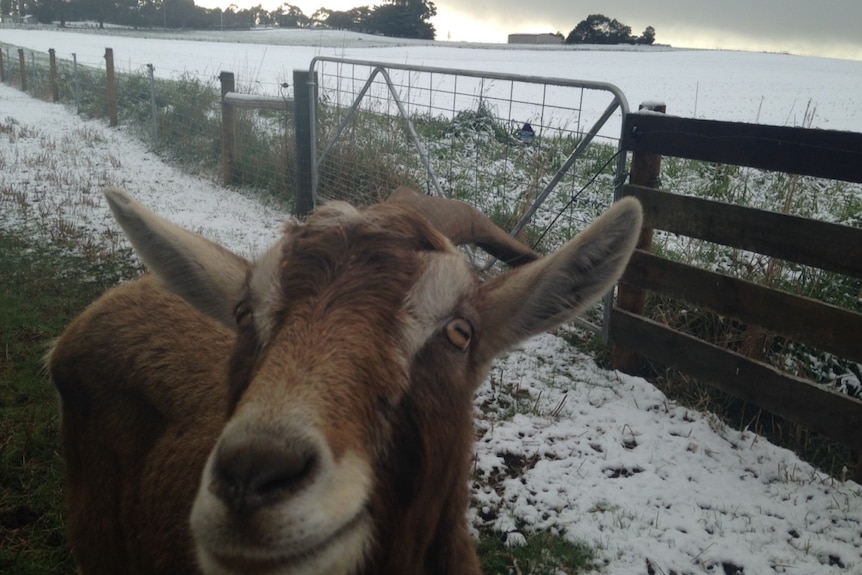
[324,8,356,30]
[273,3,308,28]
[31,0,60,21]
[637,25,656,45]
[247,3,269,26]
[367,0,435,40]
[310,6,330,26]
[348,6,371,30]
[19,0,441,34]
[565,14,641,45]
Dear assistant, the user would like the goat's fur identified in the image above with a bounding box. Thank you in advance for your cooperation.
[48,188,642,575]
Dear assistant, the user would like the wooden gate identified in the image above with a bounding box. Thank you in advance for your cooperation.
[609,110,862,475]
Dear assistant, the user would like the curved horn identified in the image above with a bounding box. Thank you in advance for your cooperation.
[387,186,538,267]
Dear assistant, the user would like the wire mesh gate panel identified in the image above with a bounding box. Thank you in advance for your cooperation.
[307,57,630,254]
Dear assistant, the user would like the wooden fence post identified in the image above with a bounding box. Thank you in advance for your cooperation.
[293,69,316,217]
[18,49,26,91]
[220,71,236,185]
[104,48,118,127]
[49,48,59,102]
[612,102,666,374]
[147,64,158,146]
[72,53,80,112]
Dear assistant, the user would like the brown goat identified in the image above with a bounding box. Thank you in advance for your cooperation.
[48,187,642,575]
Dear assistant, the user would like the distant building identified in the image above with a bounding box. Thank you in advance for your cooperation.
[0,14,36,24]
[507,33,562,45]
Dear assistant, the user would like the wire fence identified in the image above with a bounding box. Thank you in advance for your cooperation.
[0,43,296,206]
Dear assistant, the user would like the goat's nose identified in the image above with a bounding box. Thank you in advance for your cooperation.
[211,431,318,515]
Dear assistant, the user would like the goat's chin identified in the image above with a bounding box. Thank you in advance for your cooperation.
[190,446,374,575]
[194,513,372,575]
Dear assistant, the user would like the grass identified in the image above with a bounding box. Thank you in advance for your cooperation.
[0,231,140,575]
[477,527,594,574]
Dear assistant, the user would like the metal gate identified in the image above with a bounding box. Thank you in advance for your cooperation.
[305,56,631,334]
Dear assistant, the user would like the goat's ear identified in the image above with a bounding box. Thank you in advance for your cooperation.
[103,188,250,328]
[476,197,642,362]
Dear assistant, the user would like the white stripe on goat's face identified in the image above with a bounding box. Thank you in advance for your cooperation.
[187,203,479,575]
[401,252,478,362]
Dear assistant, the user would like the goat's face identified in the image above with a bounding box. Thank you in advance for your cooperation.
[191,203,482,574]
[102,188,642,575]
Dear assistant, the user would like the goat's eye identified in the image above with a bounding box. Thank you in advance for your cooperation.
[445,318,472,352]
[234,301,254,329]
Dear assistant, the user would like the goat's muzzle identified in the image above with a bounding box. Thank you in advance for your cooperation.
[210,429,319,516]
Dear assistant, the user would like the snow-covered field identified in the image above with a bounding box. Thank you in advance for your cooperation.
[4,27,862,134]
[1,28,861,574]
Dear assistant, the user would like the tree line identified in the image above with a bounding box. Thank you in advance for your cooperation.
[3,0,437,39]
[565,14,655,45]
[3,0,652,47]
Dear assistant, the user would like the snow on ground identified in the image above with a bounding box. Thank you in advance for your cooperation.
[0,82,285,258]
[4,28,862,136]
[475,336,862,574]
[2,34,862,574]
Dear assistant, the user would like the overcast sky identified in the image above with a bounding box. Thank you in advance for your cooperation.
[436,0,861,59]
[194,0,862,60]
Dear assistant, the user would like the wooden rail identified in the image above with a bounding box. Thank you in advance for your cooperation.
[223,91,294,112]
[620,248,862,365]
[622,112,862,184]
[623,184,862,279]
[611,310,862,451]
[611,111,862,473]
[218,72,294,182]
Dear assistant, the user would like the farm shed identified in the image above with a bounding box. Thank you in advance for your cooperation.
[507,33,562,45]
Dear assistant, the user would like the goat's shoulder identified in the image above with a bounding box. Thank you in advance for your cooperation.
[48,274,232,420]
[49,274,227,575]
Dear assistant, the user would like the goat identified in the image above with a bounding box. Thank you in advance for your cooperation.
[48,186,642,575]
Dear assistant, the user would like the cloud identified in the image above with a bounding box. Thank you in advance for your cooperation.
[433,0,862,60]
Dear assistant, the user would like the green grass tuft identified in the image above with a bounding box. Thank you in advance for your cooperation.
[477,527,594,574]
[0,231,140,575]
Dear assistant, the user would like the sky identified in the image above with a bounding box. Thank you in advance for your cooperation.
[190,0,862,61]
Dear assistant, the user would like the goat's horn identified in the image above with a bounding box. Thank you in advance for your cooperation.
[387,187,538,267]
